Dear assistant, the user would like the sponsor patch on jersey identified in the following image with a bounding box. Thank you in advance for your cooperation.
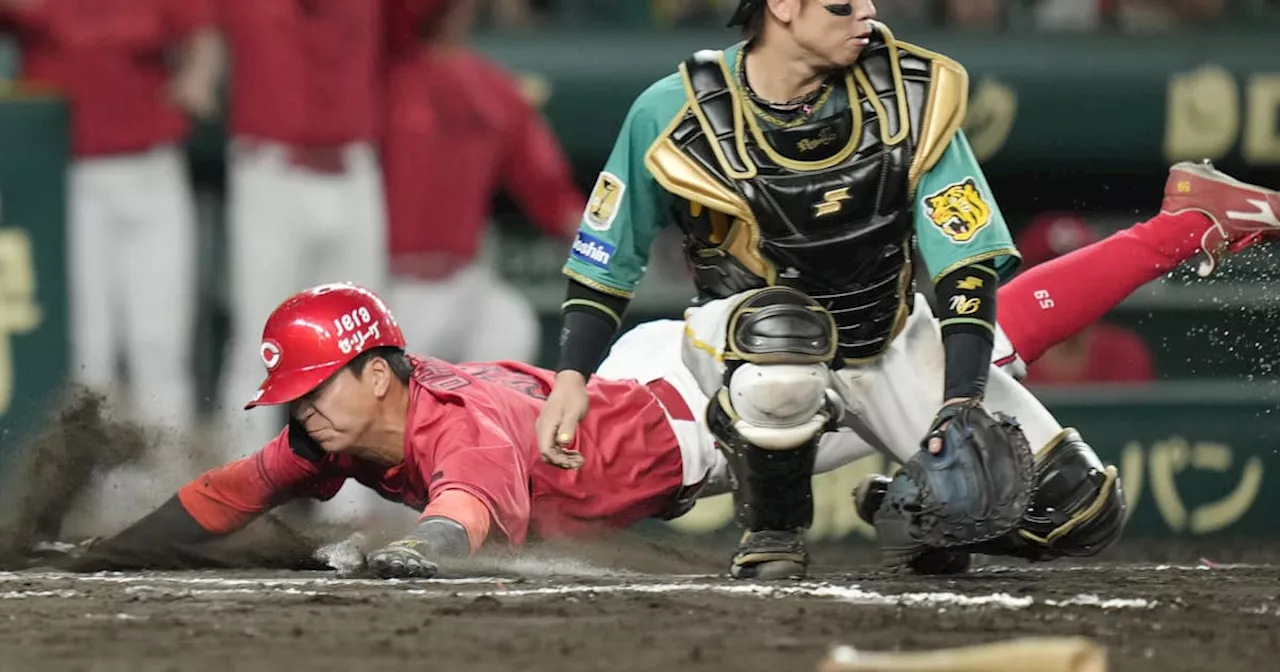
[584,171,626,231]
[571,231,616,270]
[923,177,992,244]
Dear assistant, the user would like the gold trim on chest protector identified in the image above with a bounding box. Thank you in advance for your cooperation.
[860,21,911,147]
[643,106,778,285]
[742,68,864,172]
[898,40,970,197]
[853,66,910,146]
[681,60,757,180]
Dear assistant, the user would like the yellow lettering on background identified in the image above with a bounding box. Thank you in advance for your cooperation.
[1144,437,1264,534]
[0,228,43,416]
[1243,74,1280,165]
[1164,65,1239,163]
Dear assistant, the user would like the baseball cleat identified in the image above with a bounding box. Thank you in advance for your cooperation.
[729,530,808,580]
[1161,159,1280,277]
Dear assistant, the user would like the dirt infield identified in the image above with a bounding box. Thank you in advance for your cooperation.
[1,551,1276,672]
[1,392,1277,671]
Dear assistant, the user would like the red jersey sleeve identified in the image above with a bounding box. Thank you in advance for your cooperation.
[177,429,348,534]
[499,76,584,238]
[414,411,532,546]
[164,0,217,38]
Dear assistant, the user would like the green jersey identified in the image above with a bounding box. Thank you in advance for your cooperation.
[564,41,1019,299]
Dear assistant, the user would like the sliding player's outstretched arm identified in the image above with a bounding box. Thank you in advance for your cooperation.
[61,424,346,571]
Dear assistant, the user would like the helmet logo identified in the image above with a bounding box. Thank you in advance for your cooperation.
[261,340,282,370]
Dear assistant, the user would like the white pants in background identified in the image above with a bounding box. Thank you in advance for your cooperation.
[219,138,390,526]
[64,144,199,535]
[388,262,540,364]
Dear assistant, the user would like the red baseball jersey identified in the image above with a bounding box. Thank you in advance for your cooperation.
[218,0,380,145]
[4,0,214,157]
[177,356,686,545]
[382,47,584,277]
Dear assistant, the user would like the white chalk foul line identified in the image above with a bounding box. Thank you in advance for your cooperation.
[0,573,1158,611]
[440,582,1156,611]
[0,572,506,588]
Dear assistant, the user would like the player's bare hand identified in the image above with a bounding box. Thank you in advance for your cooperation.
[367,540,439,579]
[536,371,589,469]
[925,397,977,455]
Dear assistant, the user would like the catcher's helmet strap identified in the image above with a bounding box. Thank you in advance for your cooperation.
[727,0,763,27]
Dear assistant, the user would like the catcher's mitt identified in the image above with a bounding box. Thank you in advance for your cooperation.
[872,401,1036,566]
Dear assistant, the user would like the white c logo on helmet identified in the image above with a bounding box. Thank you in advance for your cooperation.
[260,341,282,370]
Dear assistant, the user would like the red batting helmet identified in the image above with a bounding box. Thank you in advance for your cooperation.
[245,283,406,410]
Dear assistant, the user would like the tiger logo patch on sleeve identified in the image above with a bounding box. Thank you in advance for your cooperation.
[924,178,993,244]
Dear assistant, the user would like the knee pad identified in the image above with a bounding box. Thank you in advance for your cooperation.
[725,363,834,449]
[721,286,839,450]
[726,286,837,365]
[982,429,1125,561]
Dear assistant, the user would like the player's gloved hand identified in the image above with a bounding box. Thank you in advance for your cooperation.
[365,516,471,580]
[535,370,590,469]
[367,539,440,579]
[925,397,979,455]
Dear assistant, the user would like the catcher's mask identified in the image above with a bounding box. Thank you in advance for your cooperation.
[245,283,406,410]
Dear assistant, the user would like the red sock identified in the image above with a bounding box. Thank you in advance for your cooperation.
[997,212,1212,365]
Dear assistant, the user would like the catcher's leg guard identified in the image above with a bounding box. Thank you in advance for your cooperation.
[710,398,820,579]
[981,429,1126,560]
[711,286,838,579]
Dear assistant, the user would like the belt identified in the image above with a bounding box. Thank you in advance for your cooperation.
[238,138,349,175]
[287,145,348,175]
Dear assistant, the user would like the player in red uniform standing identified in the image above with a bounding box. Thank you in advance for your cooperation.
[217,0,389,462]
[381,0,582,364]
[0,0,219,429]
[0,0,221,529]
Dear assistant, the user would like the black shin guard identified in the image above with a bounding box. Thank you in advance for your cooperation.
[708,396,819,532]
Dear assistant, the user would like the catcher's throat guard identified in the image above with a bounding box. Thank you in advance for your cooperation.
[871,403,1036,566]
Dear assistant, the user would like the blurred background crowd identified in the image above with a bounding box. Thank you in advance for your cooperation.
[475,0,1278,31]
[0,0,1277,532]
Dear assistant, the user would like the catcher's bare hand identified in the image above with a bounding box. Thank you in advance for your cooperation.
[535,371,589,469]
[926,397,977,455]
[367,540,439,579]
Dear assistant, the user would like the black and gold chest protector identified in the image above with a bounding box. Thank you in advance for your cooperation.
[644,23,968,362]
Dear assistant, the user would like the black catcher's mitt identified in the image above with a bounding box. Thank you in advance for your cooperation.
[872,401,1036,565]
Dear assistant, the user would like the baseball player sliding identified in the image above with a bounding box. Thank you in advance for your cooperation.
[62,156,1280,578]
